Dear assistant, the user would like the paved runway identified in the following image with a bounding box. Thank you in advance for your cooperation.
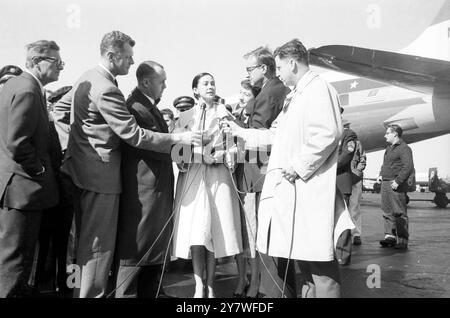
[164,192,450,298]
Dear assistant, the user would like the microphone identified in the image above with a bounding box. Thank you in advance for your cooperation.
[200,102,206,110]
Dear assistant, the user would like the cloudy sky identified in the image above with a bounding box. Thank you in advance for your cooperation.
[1,0,449,178]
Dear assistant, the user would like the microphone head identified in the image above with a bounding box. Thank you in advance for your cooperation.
[200,102,206,110]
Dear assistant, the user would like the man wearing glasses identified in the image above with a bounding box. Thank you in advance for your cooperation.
[0,40,64,297]
[234,47,290,298]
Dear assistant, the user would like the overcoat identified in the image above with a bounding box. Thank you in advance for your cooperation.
[241,71,353,261]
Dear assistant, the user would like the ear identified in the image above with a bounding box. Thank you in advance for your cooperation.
[261,64,268,75]
[290,59,297,72]
[106,51,116,62]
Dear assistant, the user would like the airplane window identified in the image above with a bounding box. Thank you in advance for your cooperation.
[368,88,379,97]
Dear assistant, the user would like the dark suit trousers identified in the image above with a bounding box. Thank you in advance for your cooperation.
[34,203,73,290]
[115,264,163,298]
[0,207,41,297]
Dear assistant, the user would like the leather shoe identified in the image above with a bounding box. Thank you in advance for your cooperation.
[379,237,396,248]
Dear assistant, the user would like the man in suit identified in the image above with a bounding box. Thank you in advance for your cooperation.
[114,61,175,298]
[0,40,64,297]
[52,31,202,298]
[236,46,290,298]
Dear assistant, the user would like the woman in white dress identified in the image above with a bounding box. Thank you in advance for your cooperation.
[172,72,242,298]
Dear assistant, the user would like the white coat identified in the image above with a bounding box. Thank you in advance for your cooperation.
[241,70,353,261]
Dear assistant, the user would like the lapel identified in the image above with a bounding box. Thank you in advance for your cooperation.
[282,71,319,112]
[249,77,276,124]
[95,65,117,87]
[132,88,168,133]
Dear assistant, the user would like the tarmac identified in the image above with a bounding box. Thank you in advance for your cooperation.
[34,191,450,298]
[163,191,450,298]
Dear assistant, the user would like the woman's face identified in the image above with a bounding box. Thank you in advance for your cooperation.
[239,87,254,106]
[194,74,216,102]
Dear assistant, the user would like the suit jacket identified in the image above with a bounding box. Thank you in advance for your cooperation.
[53,66,175,194]
[116,88,174,266]
[336,128,358,195]
[0,72,59,210]
[236,77,290,193]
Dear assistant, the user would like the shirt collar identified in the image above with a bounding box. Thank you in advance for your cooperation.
[141,91,156,105]
[98,63,116,80]
[25,70,45,95]
[292,70,314,93]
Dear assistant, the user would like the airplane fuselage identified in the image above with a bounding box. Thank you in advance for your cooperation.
[329,77,450,152]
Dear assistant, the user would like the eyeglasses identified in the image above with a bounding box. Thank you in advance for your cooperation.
[246,64,262,73]
[40,57,65,67]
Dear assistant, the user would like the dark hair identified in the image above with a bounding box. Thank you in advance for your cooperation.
[25,40,60,66]
[160,108,174,120]
[100,31,135,56]
[274,39,309,66]
[244,46,276,75]
[388,124,403,138]
[136,61,163,81]
[240,79,261,98]
[191,72,214,99]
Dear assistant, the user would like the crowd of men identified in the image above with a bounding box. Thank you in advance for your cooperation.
[0,30,414,298]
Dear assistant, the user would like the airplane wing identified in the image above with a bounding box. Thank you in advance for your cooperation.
[308,45,450,95]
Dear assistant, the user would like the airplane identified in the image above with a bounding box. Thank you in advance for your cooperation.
[306,45,450,207]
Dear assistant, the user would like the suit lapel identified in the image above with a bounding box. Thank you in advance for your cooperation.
[249,77,276,124]
[21,72,47,115]
[95,65,117,87]
[132,89,168,133]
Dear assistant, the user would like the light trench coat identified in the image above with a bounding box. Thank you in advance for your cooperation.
[241,70,354,261]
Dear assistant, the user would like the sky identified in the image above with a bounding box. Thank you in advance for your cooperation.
[1,0,449,178]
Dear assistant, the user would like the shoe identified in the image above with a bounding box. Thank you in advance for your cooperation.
[232,291,246,298]
[394,243,408,250]
[379,236,396,248]
[353,236,362,246]
[233,280,249,298]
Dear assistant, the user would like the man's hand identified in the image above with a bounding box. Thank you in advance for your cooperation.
[222,120,244,138]
[281,166,299,184]
[175,130,203,146]
[391,180,399,190]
